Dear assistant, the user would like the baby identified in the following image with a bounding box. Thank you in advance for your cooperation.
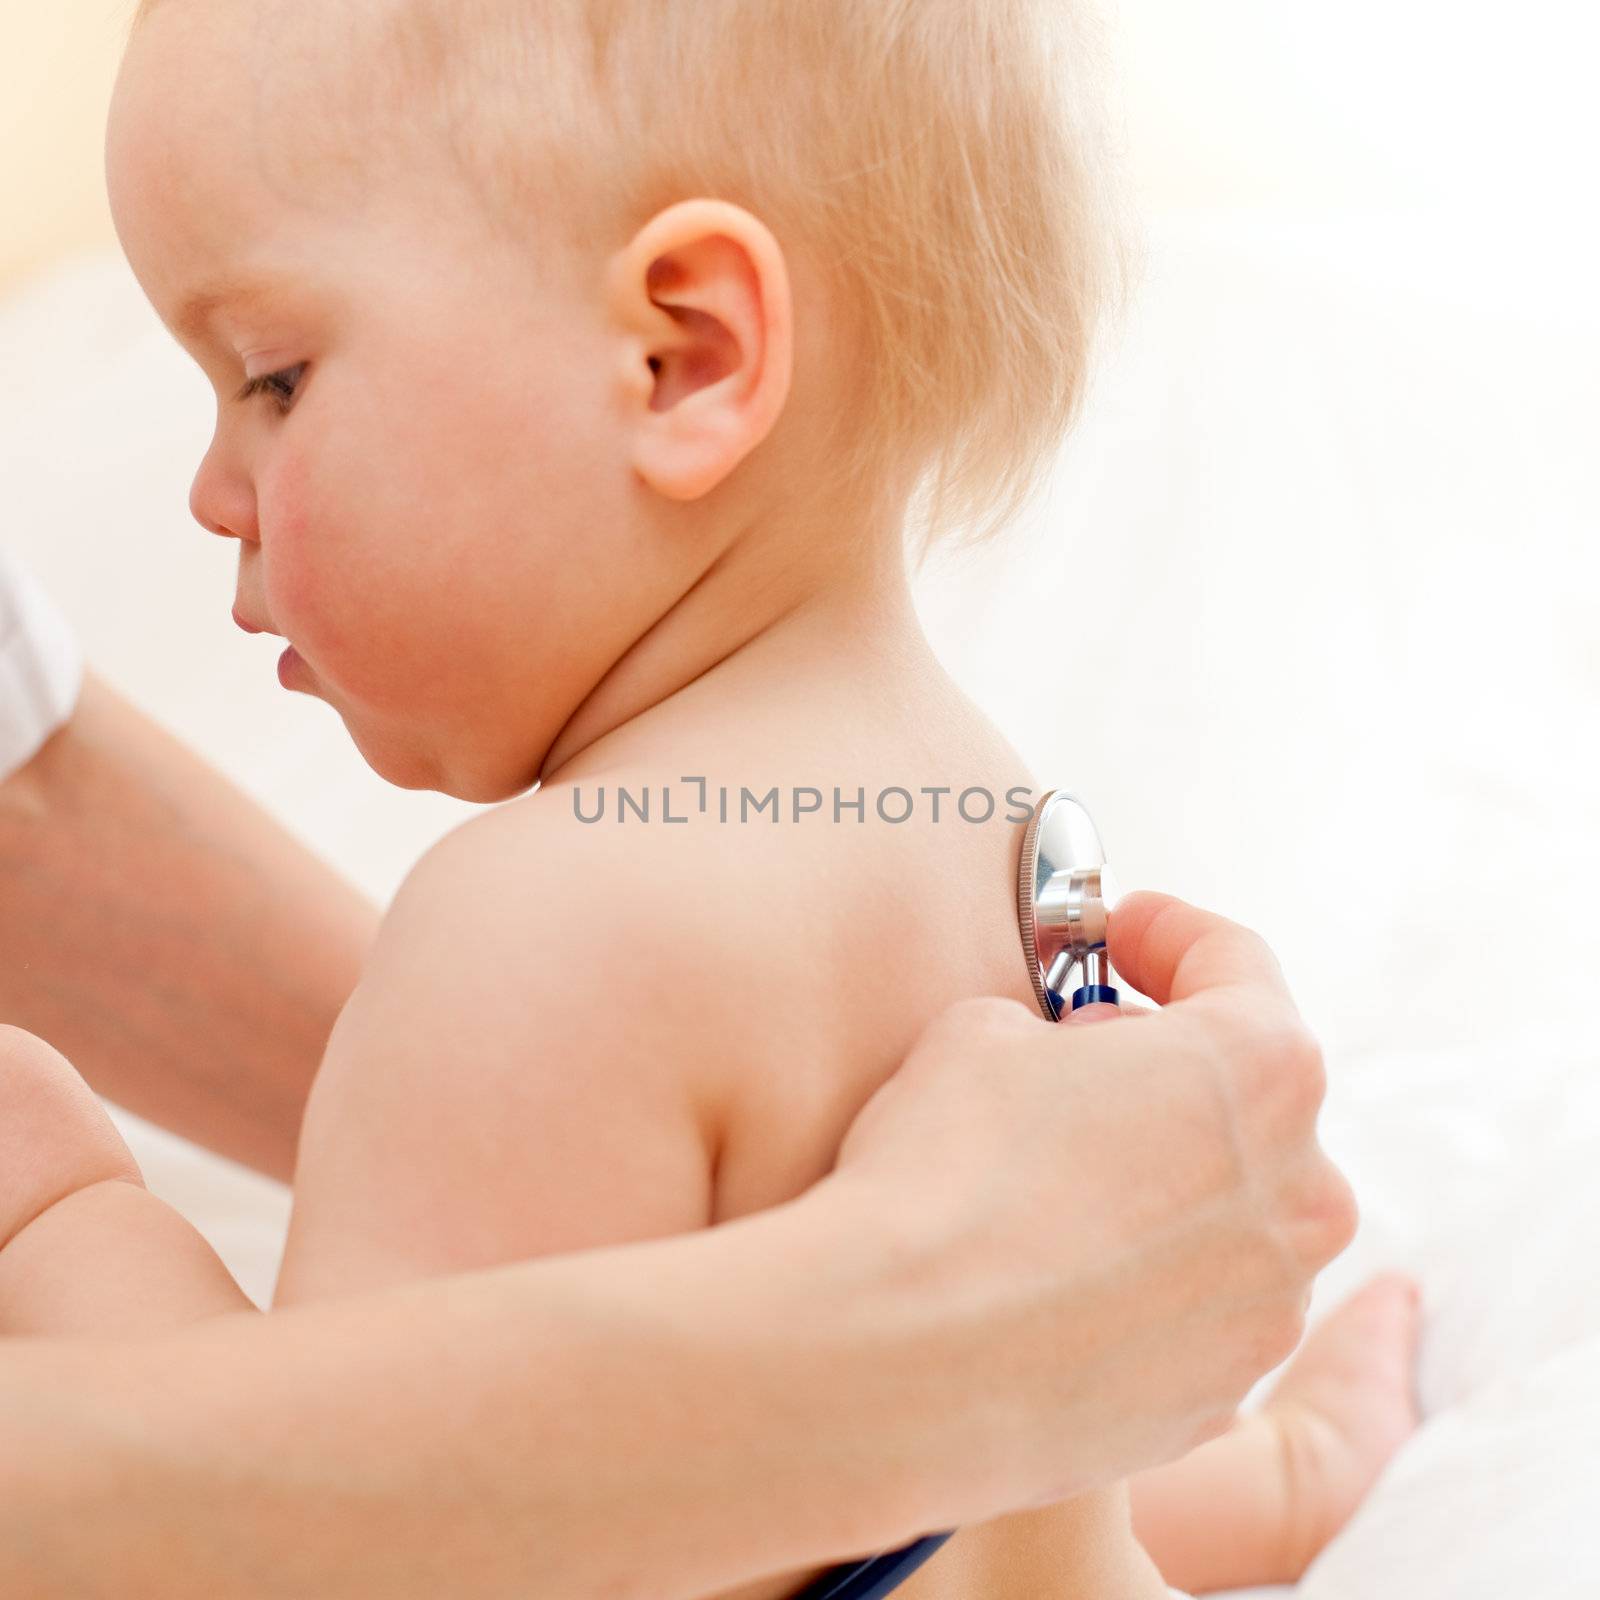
[0,0,1420,1594]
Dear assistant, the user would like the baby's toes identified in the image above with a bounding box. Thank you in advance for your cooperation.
[1267,1271,1425,1573]
[1282,1273,1421,1402]
[1338,1271,1426,1394]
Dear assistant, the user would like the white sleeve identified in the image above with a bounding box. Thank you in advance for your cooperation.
[0,549,85,781]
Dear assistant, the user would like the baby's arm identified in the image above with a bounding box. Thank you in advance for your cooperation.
[0,788,739,1339]
[274,795,748,1301]
[0,1025,255,1336]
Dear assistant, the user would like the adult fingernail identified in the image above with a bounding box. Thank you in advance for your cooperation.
[1065,1002,1121,1024]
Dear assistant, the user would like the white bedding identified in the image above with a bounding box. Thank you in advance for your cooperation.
[2,213,1596,1593]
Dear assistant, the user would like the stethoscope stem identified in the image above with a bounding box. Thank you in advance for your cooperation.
[1071,984,1120,1009]
[1063,949,1118,1013]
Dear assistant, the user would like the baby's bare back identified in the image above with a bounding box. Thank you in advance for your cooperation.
[274,639,1166,1599]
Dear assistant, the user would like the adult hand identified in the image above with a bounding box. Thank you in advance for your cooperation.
[827,889,1356,1521]
[0,891,1351,1600]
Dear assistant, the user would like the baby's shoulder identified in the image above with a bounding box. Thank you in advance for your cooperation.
[385,776,781,1117]
[407,775,778,947]
[281,777,762,1298]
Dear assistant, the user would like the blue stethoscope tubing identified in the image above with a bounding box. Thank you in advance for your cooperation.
[787,1533,955,1599]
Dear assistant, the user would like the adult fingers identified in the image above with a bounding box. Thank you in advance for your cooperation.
[1105,891,1331,1165]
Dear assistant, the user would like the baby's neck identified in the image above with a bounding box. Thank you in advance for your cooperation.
[538,512,924,788]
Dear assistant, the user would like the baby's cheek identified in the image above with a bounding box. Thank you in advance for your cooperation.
[257,451,355,664]
[258,447,439,713]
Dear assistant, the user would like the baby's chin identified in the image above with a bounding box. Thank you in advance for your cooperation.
[290,648,554,800]
[339,707,545,803]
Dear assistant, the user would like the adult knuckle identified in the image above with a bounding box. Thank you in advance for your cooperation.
[1244,1004,1315,1076]
[1284,1156,1359,1270]
[1315,1160,1361,1259]
[1224,920,1293,999]
[1225,1009,1325,1122]
[1234,921,1281,972]
[1284,1028,1329,1114]
[1195,998,1282,1078]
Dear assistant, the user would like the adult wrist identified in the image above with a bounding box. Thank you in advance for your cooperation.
[789,1169,1018,1535]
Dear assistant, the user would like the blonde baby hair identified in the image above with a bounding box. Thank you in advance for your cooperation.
[132,0,1135,563]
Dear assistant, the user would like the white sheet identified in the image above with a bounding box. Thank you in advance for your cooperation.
[3,213,1596,1592]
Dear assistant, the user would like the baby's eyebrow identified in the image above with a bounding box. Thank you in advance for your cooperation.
[173,274,282,342]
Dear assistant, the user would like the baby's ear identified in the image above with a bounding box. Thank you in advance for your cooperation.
[605,199,794,501]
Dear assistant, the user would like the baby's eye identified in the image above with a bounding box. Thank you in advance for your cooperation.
[237,363,306,416]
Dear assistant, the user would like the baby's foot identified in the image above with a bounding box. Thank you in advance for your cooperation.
[1263,1271,1424,1578]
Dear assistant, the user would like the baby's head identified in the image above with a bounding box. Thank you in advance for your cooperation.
[108,0,1128,800]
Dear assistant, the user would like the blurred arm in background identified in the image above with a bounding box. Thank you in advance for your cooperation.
[0,668,378,1181]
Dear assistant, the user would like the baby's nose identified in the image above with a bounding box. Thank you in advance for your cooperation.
[189,449,258,543]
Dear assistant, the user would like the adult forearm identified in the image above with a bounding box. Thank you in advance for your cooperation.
[0,1174,989,1600]
[0,892,1356,1597]
[0,669,379,1180]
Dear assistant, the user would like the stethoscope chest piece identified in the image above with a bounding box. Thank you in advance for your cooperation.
[1017,788,1121,1020]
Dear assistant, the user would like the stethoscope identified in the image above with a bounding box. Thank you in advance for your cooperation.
[789,789,1121,1599]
